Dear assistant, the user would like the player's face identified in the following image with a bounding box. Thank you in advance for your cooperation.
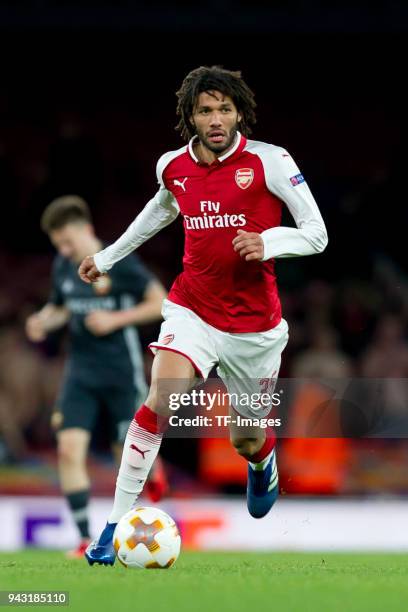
[50,223,94,262]
[191,91,241,155]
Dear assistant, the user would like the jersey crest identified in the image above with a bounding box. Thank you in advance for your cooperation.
[235,168,254,190]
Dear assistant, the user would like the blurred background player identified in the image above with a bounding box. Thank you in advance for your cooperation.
[25,195,168,558]
[79,65,327,565]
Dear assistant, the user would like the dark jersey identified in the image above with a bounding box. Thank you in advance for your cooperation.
[49,251,152,388]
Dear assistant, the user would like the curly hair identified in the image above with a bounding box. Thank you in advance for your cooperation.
[175,65,257,141]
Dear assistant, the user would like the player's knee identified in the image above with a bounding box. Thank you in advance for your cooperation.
[57,443,77,465]
[57,436,84,466]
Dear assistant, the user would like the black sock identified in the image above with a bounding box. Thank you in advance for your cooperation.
[65,489,90,539]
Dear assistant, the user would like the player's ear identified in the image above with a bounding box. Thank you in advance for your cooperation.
[237,114,242,123]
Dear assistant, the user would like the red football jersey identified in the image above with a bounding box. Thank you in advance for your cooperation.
[94,132,327,334]
[159,133,283,333]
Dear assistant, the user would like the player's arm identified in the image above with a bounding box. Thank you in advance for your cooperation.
[233,147,328,261]
[26,257,71,341]
[85,280,167,336]
[25,303,70,342]
[260,147,328,259]
[79,181,180,283]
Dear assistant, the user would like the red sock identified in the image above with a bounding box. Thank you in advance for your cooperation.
[108,404,164,523]
[134,404,169,435]
[248,430,276,463]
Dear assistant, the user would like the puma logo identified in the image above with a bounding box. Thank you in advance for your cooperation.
[173,177,188,192]
[129,444,150,459]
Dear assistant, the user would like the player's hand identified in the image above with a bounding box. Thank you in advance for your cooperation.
[232,230,264,261]
[25,313,47,342]
[84,311,119,336]
[78,255,103,284]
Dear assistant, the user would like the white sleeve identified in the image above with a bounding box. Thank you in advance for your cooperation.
[258,146,328,260]
[94,163,180,273]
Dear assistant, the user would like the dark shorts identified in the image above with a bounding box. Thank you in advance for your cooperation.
[55,377,147,443]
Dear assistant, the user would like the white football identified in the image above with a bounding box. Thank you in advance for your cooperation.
[113,507,181,569]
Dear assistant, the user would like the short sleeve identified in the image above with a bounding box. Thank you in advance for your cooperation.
[48,257,64,306]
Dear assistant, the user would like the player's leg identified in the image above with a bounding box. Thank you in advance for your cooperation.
[108,300,217,520]
[108,349,195,523]
[228,409,278,519]
[54,378,99,555]
[85,349,196,566]
[86,299,218,565]
[57,428,92,553]
[228,415,266,457]
[216,318,288,518]
[108,385,169,503]
[112,441,168,503]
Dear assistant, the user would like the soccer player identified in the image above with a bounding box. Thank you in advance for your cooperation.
[79,66,328,565]
[26,195,167,558]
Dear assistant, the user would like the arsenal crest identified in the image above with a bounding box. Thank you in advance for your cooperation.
[235,168,254,190]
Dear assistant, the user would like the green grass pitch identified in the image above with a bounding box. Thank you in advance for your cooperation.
[1,551,408,612]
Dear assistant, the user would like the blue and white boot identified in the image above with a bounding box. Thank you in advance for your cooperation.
[85,522,117,566]
[247,448,279,519]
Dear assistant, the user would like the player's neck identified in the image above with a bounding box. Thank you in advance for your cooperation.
[195,136,237,165]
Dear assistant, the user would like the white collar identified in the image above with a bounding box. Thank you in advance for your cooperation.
[188,131,242,164]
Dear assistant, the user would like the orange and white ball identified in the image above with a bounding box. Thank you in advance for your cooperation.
[113,507,181,569]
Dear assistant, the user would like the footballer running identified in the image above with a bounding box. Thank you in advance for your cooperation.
[78,66,328,565]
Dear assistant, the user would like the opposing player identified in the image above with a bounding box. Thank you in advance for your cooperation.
[26,196,167,558]
[79,66,328,565]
